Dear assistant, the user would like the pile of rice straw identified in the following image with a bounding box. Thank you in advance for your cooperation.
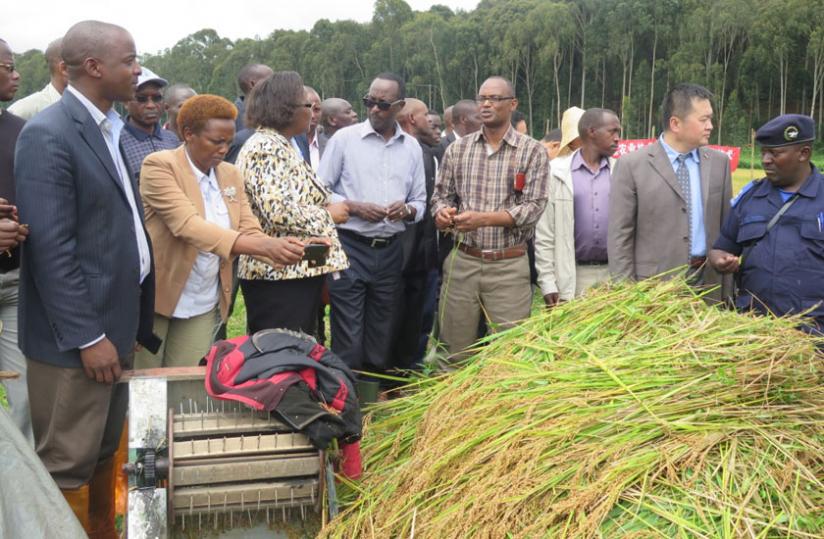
[320,278,824,538]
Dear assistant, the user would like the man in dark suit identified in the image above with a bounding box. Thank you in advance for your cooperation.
[14,20,160,537]
[318,97,358,159]
[394,98,441,369]
[608,83,733,303]
[234,63,272,131]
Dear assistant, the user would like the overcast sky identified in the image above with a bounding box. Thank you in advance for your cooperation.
[4,0,480,55]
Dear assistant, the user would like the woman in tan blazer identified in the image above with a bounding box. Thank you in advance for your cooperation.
[136,95,306,368]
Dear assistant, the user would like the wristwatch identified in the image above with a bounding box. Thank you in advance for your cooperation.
[403,204,411,218]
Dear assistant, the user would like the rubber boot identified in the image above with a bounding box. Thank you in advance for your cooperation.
[356,380,380,406]
[88,458,117,539]
[60,485,91,534]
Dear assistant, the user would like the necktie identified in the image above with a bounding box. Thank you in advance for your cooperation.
[676,153,692,256]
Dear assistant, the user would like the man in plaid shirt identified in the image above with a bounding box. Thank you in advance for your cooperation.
[120,67,180,181]
[431,76,549,363]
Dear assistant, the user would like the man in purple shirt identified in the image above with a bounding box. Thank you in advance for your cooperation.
[535,108,621,305]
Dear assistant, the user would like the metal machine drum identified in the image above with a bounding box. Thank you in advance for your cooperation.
[123,367,335,538]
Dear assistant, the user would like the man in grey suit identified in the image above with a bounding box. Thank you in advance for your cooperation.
[14,20,160,536]
[608,83,733,302]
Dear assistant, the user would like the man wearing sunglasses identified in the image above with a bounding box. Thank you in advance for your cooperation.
[120,67,181,181]
[318,72,426,397]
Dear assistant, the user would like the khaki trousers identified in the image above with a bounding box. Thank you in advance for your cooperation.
[27,354,133,489]
[574,264,610,297]
[438,250,532,363]
[135,307,220,369]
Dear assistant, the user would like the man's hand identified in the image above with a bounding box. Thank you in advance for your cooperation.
[0,219,21,251]
[80,337,122,383]
[264,237,305,266]
[452,211,488,232]
[435,207,457,230]
[15,223,28,245]
[348,201,387,223]
[708,248,740,274]
[0,198,17,221]
[543,292,560,307]
[386,201,413,222]
[326,202,350,224]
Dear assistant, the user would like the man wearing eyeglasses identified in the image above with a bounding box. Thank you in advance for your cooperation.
[431,76,549,363]
[120,67,181,181]
[318,72,426,396]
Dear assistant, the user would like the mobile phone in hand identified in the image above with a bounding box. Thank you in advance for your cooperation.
[303,243,330,267]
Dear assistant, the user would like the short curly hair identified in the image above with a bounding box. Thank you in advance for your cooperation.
[177,94,238,134]
[245,71,305,130]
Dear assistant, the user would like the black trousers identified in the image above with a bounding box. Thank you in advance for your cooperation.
[240,275,324,336]
[328,234,403,377]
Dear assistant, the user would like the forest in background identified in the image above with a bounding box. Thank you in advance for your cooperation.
[10,0,824,144]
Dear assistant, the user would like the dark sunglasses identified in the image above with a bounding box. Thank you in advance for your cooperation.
[362,95,403,111]
[135,94,163,104]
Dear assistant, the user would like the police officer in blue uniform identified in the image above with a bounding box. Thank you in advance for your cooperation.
[709,114,824,334]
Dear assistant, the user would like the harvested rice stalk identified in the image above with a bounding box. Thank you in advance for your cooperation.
[320,278,824,539]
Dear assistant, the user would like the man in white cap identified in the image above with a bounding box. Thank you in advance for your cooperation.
[120,66,180,181]
[555,106,585,159]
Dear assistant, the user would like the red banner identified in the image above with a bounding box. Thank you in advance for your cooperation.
[614,139,741,172]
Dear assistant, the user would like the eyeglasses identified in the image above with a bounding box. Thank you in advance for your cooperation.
[475,95,515,104]
[362,95,403,111]
[135,94,163,104]
[0,62,16,74]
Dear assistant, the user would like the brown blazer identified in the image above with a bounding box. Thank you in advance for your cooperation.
[140,146,268,320]
[608,140,733,302]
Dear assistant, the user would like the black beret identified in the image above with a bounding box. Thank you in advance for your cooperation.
[755,114,815,148]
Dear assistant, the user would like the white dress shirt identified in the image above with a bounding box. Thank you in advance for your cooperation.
[7,82,61,120]
[172,151,231,318]
[309,130,320,171]
[66,84,153,348]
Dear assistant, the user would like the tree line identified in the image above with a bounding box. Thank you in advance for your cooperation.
[11,0,824,145]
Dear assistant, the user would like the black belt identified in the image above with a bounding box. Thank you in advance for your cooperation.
[576,260,608,266]
[339,229,399,248]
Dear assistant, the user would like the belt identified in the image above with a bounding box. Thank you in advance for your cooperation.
[688,256,707,269]
[576,260,608,266]
[339,229,398,248]
[458,243,526,261]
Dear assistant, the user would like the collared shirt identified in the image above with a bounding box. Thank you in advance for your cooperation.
[7,82,61,120]
[173,150,231,318]
[571,151,610,262]
[431,125,550,250]
[120,120,180,181]
[290,137,303,157]
[659,135,706,256]
[318,120,426,238]
[308,129,320,171]
[65,85,151,284]
[714,167,824,329]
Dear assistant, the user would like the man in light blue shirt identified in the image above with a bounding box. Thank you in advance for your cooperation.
[318,72,426,394]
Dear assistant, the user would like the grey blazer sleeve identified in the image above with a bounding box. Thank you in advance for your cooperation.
[15,122,106,351]
[608,157,638,280]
